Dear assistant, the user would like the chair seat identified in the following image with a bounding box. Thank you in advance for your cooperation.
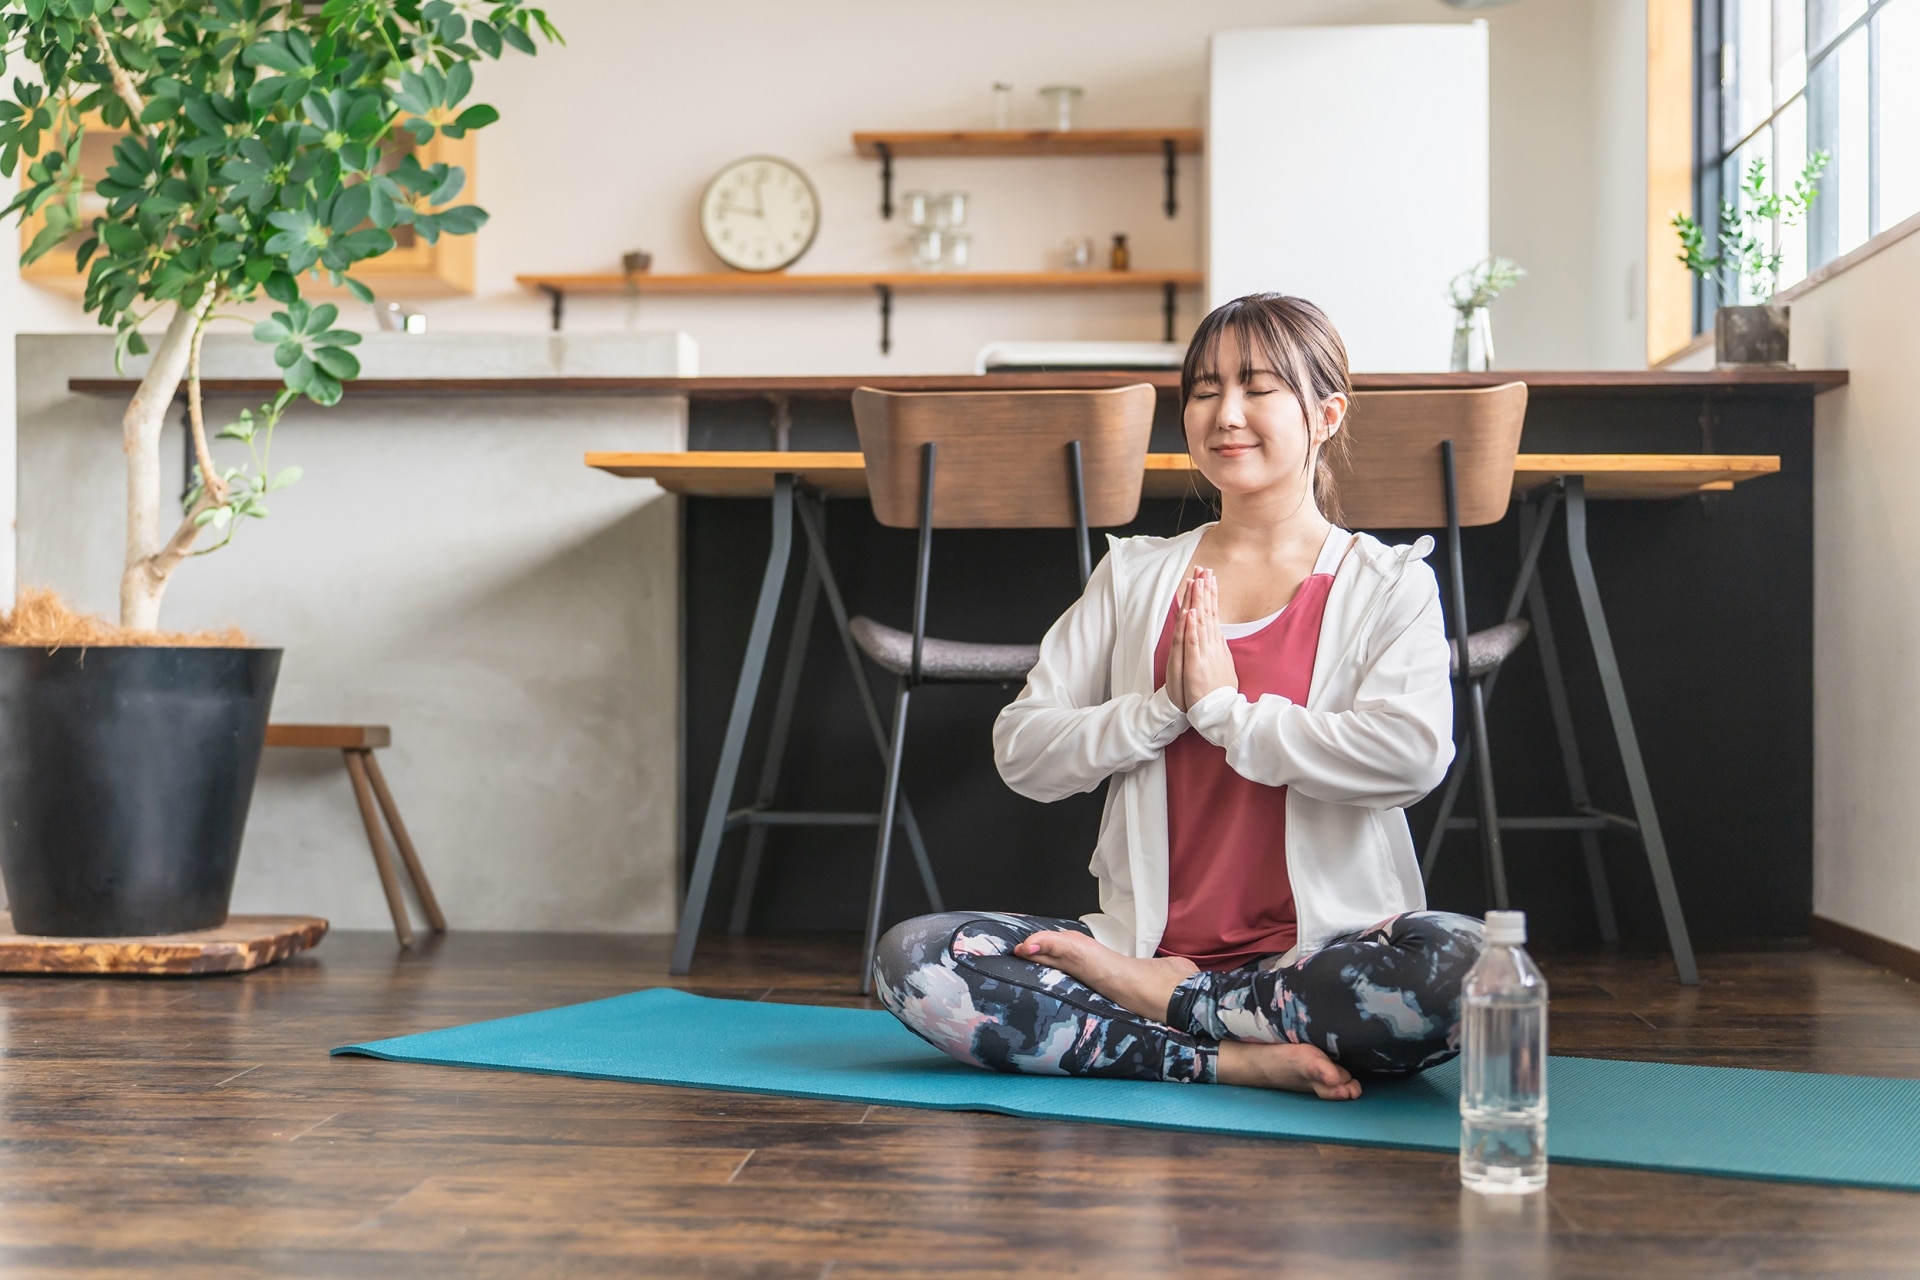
[850,616,1040,682]
[1451,618,1531,679]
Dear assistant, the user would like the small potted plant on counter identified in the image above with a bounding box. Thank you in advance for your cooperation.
[1672,152,1827,365]
[0,0,556,938]
[1446,257,1525,372]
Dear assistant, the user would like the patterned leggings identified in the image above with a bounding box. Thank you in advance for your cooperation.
[872,910,1484,1085]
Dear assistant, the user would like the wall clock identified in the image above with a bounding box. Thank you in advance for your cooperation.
[699,155,820,273]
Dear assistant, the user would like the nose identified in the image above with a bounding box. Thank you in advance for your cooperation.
[1217,386,1249,430]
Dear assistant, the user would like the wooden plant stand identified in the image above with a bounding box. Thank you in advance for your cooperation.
[0,914,328,976]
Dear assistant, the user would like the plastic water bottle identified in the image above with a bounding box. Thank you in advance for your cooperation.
[1459,909,1548,1194]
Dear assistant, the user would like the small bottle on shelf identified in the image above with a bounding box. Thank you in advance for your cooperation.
[1110,234,1130,272]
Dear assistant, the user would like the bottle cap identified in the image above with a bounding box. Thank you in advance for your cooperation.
[1484,910,1526,945]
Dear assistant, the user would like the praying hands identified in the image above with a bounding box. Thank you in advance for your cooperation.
[1165,566,1240,713]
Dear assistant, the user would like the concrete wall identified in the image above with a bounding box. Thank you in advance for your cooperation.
[14,333,689,932]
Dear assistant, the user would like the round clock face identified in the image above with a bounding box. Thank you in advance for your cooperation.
[699,156,820,273]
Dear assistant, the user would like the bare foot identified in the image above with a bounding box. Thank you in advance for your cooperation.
[1217,1041,1362,1100]
[1013,930,1199,1023]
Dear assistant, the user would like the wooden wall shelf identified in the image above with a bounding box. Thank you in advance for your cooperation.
[852,128,1204,220]
[852,129,1203,158]
[514,270,1204,350]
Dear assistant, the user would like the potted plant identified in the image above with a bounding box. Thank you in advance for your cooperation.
[1672,152,1827,365]
[0,0,556,937]
[1446,257,1524,372]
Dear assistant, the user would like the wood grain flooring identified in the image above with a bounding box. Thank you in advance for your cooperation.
[0,931,1914,1278]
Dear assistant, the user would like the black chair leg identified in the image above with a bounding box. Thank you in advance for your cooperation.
[1465,676,1510,909]
[861,681,913,996]
[1421,728,1471,880]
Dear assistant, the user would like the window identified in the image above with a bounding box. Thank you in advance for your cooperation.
[1697,0,1919,321]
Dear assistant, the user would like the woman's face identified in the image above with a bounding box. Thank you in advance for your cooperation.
[1182,326,1343,502]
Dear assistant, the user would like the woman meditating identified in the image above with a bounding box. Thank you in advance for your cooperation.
[872,293,1485,1100]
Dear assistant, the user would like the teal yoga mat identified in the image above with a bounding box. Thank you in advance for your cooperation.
[335,987,1920,1192]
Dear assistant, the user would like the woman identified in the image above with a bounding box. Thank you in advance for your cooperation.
[871,294,1484,1099]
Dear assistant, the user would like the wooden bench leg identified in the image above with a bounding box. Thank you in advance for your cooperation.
[362,750,446,934]
[345,748,415,948]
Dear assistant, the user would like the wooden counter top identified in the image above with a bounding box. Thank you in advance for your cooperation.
[588,450,1783,502]
[68,368,1849,400]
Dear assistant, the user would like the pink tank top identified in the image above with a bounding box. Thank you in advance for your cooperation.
[1150,555,1338,970]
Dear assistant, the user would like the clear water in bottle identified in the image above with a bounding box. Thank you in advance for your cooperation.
[1459,910,1548,1194]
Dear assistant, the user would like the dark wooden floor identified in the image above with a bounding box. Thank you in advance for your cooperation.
[1,932,1916,1278]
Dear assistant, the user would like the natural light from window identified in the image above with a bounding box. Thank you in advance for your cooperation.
[1713,0,1917,300]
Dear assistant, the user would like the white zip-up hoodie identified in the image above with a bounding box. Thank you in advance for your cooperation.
[991,524,1455,961]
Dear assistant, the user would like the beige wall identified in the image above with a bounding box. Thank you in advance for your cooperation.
[1791,227,1920,951]
[5,0,1613,376]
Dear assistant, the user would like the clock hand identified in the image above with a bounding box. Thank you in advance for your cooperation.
[714,199,764,219]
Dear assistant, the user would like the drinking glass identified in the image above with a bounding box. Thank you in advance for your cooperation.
[898,190,932,229]
[932,191,969,230]
[910,228,945,271]
[1039,85,1083,131]
[945,231,973,271]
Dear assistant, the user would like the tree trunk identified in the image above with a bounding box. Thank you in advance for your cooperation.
[118,295,210,631]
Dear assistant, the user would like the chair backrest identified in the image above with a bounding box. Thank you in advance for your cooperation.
[852,385,1156,530]
[1330,383,1529,529]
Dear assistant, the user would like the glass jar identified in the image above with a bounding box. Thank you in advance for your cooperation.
[898,189,932,229]
[1039,85,1083,131]
[910,227,945,271]
[945,231,973,271]
[992,82,1013,131]
[932,191,969,230]
[1063,236,1096,271]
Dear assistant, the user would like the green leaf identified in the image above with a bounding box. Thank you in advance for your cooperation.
[311,345,359,380]
[345,276,374,305]
[270,465,303,491]
[264,271,299,304]
[472,20,502,56]
[445,61,474,107]
[454,103,498,131]
[434,204,488,236]
[329,183,371,233]
[501,22,536,54]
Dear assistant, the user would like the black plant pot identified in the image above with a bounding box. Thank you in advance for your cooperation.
[0,646,281,936]
[1715,303,1792,365]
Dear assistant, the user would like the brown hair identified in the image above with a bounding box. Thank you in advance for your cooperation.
[1179,293,1353,522]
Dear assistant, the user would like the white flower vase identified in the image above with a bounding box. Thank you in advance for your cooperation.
[1450,307,1495,372]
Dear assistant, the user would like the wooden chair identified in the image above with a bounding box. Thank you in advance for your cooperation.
[1333,384,1648,952]
[847,384,1156,991]
[263,724,445,948]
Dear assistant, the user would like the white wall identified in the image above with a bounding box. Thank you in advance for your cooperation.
[1783,227,1920,952]
[1,0,1615,374]
[1207,24,1488,372]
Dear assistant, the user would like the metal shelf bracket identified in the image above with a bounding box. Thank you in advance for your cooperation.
[540,284,564,332]
[1162,139,1178,218]
[1162,282,1177,342]
[875,283,894,355]
[877,143,894,219]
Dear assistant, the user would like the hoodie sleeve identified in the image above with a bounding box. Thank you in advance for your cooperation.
[992,551,1188,803]
[1183,558,1455,809]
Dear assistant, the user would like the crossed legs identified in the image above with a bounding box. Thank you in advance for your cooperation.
[873,911,1484,1100]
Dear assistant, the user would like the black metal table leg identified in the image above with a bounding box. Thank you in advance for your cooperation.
[793,492,943,913]
[1519,495,1619,943]
[671,475,795,975]
[728,554,820,934]
[1563,476,1698,984]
